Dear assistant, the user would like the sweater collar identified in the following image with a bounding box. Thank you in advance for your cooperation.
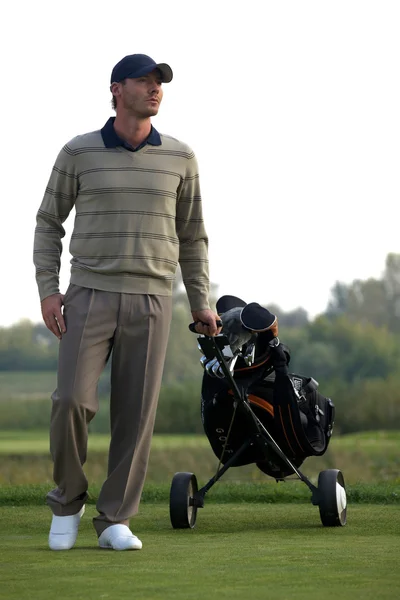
[101,117,161,150]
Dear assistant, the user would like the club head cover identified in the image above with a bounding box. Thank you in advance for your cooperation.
[216,295,247,315]
[220,307,253,354]
[241,303,278,340]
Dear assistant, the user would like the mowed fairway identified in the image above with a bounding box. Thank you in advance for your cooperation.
[1,503,399,600]
[1,429,399,598]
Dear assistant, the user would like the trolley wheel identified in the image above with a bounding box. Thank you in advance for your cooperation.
[318,469,347,527]
[170,472,198,529]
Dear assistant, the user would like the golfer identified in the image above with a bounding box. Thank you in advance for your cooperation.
[33,53,221,551]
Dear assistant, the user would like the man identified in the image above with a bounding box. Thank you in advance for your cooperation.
[33,53,221,551]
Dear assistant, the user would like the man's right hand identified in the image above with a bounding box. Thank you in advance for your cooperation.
[41,293,66,339]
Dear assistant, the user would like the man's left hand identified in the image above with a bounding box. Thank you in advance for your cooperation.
[191,309,223,337]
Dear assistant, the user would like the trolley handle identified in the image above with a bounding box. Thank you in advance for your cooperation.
[188,320,223,334]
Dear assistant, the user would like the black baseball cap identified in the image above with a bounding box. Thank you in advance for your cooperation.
[110,54,173,84]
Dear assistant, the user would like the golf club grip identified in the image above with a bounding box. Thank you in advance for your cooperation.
[189,320,223,333]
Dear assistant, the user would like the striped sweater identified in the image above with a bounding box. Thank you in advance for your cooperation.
[33,123,210,311]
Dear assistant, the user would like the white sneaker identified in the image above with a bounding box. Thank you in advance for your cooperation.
[98,524,142,551]
[48,505,85,550]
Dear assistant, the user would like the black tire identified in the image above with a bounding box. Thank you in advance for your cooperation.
[170,472,198,529]
[318,469,347,527]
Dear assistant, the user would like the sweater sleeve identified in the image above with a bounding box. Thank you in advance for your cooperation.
[33,144,79,301]
[176,151,210,312]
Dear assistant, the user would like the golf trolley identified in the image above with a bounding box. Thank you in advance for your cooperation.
[169,295,347,529]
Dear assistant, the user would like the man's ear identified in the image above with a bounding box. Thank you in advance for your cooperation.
[110,82,120,96]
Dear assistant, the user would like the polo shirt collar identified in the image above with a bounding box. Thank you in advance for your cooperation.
[101,117,161,149]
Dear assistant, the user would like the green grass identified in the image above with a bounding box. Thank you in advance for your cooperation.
[0,430,399,486]
[0,371,109,402]
[0,430,210,453]
[0,481,399,507]
[1,504,399,600]
[1,429,398,454]
[0,371,57,401]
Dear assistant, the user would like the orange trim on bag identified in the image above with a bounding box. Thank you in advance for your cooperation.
[234,355,271,372]
[227,390,274,417]
[248,394,274,418]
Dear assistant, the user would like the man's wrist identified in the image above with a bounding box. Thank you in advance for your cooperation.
[39,286,61,302]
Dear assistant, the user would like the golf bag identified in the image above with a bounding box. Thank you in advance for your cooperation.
[200,299,335,480]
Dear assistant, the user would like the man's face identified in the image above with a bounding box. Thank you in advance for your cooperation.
[114,70,164,117]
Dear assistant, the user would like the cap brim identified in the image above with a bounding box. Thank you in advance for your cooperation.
[155,63,173,83]
[124,63,173,83]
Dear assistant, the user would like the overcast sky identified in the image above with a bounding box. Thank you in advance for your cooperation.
[1,0,399,326]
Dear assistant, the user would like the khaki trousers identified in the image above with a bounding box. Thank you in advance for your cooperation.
[46,284,172,536]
